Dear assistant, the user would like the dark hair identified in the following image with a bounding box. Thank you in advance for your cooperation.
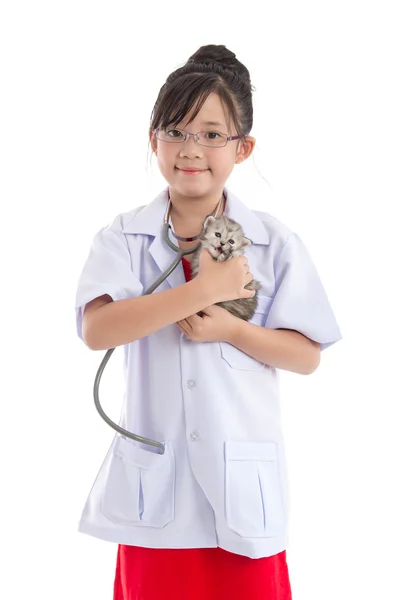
[149,45,254,138]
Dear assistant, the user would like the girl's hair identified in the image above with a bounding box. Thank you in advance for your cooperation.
[149,45,254,138]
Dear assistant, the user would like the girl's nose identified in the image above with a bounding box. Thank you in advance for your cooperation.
[179,135,203,158]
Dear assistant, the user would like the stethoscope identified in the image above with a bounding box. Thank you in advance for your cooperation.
[92,193,224,455]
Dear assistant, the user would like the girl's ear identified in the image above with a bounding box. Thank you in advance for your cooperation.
[149,130,157,155]
[235,136,256,165]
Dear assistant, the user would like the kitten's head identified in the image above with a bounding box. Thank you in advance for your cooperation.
[200,215,252,260]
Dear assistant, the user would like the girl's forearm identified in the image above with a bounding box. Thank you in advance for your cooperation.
[84,280,214,351]
[227,321,321,375]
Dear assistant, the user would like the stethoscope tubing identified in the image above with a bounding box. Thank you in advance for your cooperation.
[93,193,223,454]
[93,224,201,455]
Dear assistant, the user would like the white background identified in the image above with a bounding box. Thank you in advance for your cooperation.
[1,1,399,599]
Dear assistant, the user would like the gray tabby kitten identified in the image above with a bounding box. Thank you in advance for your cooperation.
[190,215,261,321]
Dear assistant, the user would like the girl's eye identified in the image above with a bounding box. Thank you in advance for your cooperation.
[215,232,221,238]
[205,131,222,140]
[166,129,183,138]
[228,239,235,245]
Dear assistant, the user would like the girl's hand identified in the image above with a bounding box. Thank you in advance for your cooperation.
[196,248,255,304]
[176,304,239,343]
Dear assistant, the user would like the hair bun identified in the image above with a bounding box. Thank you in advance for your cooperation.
[187,45,250,85]
[188,45,237,69]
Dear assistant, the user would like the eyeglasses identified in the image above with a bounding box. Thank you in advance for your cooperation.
[154,127,242,148]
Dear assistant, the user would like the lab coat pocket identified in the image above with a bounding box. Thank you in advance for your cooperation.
[101,436,175,528]
[225,441,285,538]
[220,295,273,371]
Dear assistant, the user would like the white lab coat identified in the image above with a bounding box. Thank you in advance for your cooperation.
[74,187,342,559]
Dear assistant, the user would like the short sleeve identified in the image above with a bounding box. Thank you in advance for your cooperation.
[74,227,143,341]
[265,233,342,351]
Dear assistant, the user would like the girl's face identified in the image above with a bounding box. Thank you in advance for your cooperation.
[150,93,255,200]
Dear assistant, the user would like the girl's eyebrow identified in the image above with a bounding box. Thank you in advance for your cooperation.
[200,121,225,127]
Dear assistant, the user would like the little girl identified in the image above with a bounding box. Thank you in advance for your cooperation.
[75,44,342,600]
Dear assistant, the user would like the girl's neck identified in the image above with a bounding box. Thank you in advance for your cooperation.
[168,189,225,226]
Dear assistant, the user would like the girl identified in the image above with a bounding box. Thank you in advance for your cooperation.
[75,45,342,600]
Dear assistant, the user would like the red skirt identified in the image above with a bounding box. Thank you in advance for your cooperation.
[113,544,292,600]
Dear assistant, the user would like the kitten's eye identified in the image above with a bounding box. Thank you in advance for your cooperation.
[215,232,221,238]
[228,239,235,245]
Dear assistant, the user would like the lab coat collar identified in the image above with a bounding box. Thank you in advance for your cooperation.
[122,188,269,290]
[122,187,269,245]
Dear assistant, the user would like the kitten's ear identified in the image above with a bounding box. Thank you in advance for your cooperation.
[242,237,252,248]
[203,215,216,229]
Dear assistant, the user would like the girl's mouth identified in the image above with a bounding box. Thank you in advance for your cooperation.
[177,168,208,175]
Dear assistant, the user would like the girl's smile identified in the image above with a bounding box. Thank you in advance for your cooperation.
[176,167,209,175]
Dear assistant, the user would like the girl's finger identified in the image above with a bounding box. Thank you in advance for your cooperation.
[184,316,195,329]
[177,323,189,337]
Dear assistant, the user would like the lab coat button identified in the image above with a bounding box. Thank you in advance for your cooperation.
[190,430,199,441]
[186,379,196,389]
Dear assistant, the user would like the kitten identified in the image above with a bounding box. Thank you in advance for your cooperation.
[190,215,262,321]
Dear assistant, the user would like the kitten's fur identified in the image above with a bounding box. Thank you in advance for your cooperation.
[190,215,261,321]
